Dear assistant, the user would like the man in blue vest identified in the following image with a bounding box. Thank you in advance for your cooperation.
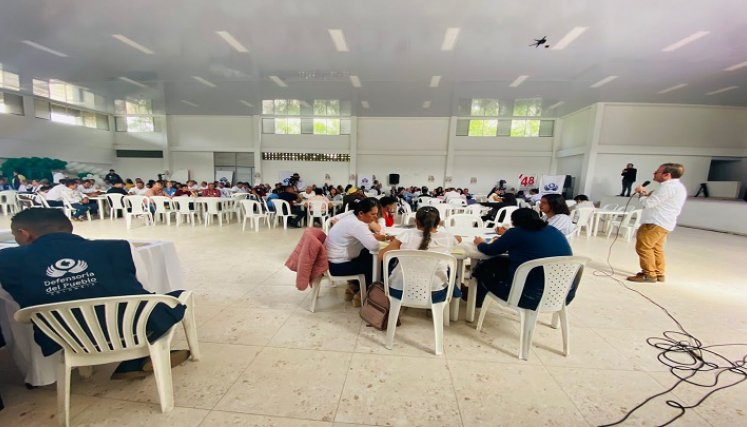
[0,208,189,381]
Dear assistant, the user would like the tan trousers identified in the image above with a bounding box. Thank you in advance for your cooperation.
[635,224,669,277]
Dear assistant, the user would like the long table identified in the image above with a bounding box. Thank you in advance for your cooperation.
[0,239,185,386]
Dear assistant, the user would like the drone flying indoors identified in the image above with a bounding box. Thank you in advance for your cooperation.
[530,36,549,48]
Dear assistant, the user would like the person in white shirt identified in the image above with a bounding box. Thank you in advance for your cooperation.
[378,206,462,302]
[326,198,392,302]
[443,188,462,202]
[52,170,66,184]
[128,180,148,196]
[539,194,575,237]
[301,186,314,200]
[79,179,102,196]
[627,163,687,283]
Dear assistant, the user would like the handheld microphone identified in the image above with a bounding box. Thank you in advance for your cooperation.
[641,180,651,187]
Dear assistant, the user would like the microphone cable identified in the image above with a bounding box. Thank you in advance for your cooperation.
[589,190,747,426]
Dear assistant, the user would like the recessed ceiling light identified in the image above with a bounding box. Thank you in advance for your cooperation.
[361,101,370,109]
[590,75,618,88]
[658,83,688,94]
[705,85,738,95]
[350,75,362,88]
[422,100,431,109]
[192,76,216,88]
[181,100,198,107]
[239,100,254,108]
[269,75,287,87]
[547,101,565,110]
[328,29,349,52]
[429,75,442,88]
[724,60,747,71]
[112,34,155,54]
[118,76,148,89]
[21,40,68,57]
[509,75,529,87]
[441,28,461,51]
[215,31,249,53]
[661,31,710,52]
[551,27,589,50]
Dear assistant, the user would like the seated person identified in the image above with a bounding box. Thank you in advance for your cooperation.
[379,206,462,302]
[277,185,304,227]
[572,194,595,210]
[199,182,222,197]
[481,193,517,223]
[79,179,103,197]
[128,179,148,196]
[163,181,178,197]
[301,186,315,200]
[106,181,129,195]
[0,209,190,381]
[527,188,542,203]
[378,196,398,228]
[342,187,365,211]
[326,199,391,303]
[540,194,575,236]
[471,208,573,307]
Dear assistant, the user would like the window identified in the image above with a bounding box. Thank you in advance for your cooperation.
[0,66,20,92]
[114,98,155,132]
[314,99,340,116]
[0,92,24,115]
[467,119,498,136]
[512,98,542,117]
[510,120,541,137]
[262,98,350,135]
[33,98,109,130]
[457,98,553,137]
[313,118,341,135]
[470,99,499,116]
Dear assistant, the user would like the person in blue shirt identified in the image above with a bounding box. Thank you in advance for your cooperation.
[471,208,575,308]
[0,208,190,381]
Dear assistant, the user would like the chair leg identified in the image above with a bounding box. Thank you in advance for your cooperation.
[476,296,492,332]
[559,308,570,356]
[309,277,323,312]
[518,310,539,361]
[242,217,247,231]
[178,292,201,361]
[125,215,132,229]
[385,298,403,350]
[551,312,560,329]
[57,358,72,427]
[431,302,445,355]
[149,336,175,413]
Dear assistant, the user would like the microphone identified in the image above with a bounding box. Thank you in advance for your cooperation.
[641,180,651,188]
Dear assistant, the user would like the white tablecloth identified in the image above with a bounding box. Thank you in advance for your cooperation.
[0,239,185,386]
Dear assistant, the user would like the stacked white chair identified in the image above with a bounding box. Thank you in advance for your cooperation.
[14,292,201,427]
[240,199,271,232]
[477,256,589,360]
[382,250,457,355]
[123,195,153,229]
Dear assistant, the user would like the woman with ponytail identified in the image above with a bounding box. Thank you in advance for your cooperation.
[378,206,462,302]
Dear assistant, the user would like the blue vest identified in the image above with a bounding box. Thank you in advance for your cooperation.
[0,233,184,355]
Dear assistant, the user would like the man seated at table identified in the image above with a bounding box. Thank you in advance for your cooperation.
[79,179,103,197]
[0,208,190,381]
[45,179,97,220]
[128,179,148,196]
[200,182,222,197]
[278,185,305,227]
[106,181,129,196]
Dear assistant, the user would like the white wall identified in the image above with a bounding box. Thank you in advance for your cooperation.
[357,154,445,189]
[357,118,449,151]
[555,154,585,195]
[557,106,594,152]
[167,116,254,151]
[261,160,350,187]
[261,134,349,152]
[111,157,168,182]
[451,155,552,193]
[170,151,214,182]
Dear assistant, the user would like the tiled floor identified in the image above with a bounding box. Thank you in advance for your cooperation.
[1,216,746,426]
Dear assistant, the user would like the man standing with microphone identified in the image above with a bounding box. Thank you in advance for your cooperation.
[627,163,687,283]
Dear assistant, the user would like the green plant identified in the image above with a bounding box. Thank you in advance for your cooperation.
[0,157,67,181]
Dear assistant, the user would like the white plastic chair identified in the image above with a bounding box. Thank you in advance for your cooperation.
[62,198,92,222]
[240,199,271,232]
[14,292,201,427]
[399,200,415,225]
[485,206,519,228]
[201,198,227,227]
[427,198,444,206]
[271,199,294,229]
[17,193,37,210]
[465,204,486,217]
[0,190,18,215]
[106,194,126,220]
[573,207,595,238]
[565,200,577,208]
[172,197,197,226]
[261,197,276,227]
[309,270,367,313]
[476,256,589,361]
[606,209,642,241]
[307,201,329,228]
[383,250,457,355]
[446,214,484,229]
[123,195,153,229]
[150,196,175,225]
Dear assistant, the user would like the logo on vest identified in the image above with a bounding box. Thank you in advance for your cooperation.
[43,258,97,295]
[46,258,89,278]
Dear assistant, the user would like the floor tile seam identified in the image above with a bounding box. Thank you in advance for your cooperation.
[68,395,211,424]
[205,343,274,411]
[330,338,358,425]
[443,354,467,427]
[197,408,339,425]
[540,363,595,427]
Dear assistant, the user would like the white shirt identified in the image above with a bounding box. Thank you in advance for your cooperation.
[547,214,576,236]
[301,191,314,200]
[52,172,66,184]
[79,186,98,194]
[326,213,380,263]
[45,184,66,201]
[639,179,687,232]
[388,229,458,292]
[129,187,148,196]
[444,190,461,201]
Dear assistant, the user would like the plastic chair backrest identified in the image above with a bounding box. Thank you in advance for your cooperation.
[446,214,484,229]
[308,201,328,216]
[271,199,291,215]
[36,195,52,208]
[124,195,150,214]
[382,250,457,308]
[600,204,619,211]
[14,295,180,355]
[448,198,467,207]
[150,196,172,212]
[507,256,588,312]
[201,198,222,214]
[493,206,519,225]
[172,197,193,213]
[240,199,263,217]
[575,207,595,228]
[261,197,274,213]
[106,193,125,209]
[427,198,444,206]
[621,209,642,227]
[400,201,413,214]
[231,193,250,200]
[565,200,576,208]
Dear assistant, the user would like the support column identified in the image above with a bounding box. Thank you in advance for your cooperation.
[443,116,457,187]
[581,103,605,196]
[349,116,358,184]
[252,115,262,184]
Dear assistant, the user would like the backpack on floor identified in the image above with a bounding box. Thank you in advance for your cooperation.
[360,281,400,330]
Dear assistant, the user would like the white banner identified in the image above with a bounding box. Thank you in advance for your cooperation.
[518,173,538,191]
[539,175,566,195]
[358,176,372,189]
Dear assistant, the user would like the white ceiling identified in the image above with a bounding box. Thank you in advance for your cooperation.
[1,0,746,117]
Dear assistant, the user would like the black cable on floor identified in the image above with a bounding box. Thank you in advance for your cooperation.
[588,195,747,427]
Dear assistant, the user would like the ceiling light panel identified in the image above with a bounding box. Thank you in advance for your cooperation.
[422,100,431,109]
[21,40,68,57]
[192,76,216,88]
[328,29,349,52]
[551,27,589,50]
[239,100,254,108]
[215,31,249,53]
[724,60,747,71]
[547,101,565,110]
[705,86,738,95]
[657,83,688,94]
[119,76,148,88]
[590,75,618,88]
[350,75,362,87]
[661,31,710,52]
[269,75,287,87]
[112,34,155,54]
[509,75,529,87]
[361,101,370,109]
[441,28,461,51]
[181,100,198,107]
[429,75,441,88]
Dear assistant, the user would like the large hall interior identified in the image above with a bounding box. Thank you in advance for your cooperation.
[1,1,746,426]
